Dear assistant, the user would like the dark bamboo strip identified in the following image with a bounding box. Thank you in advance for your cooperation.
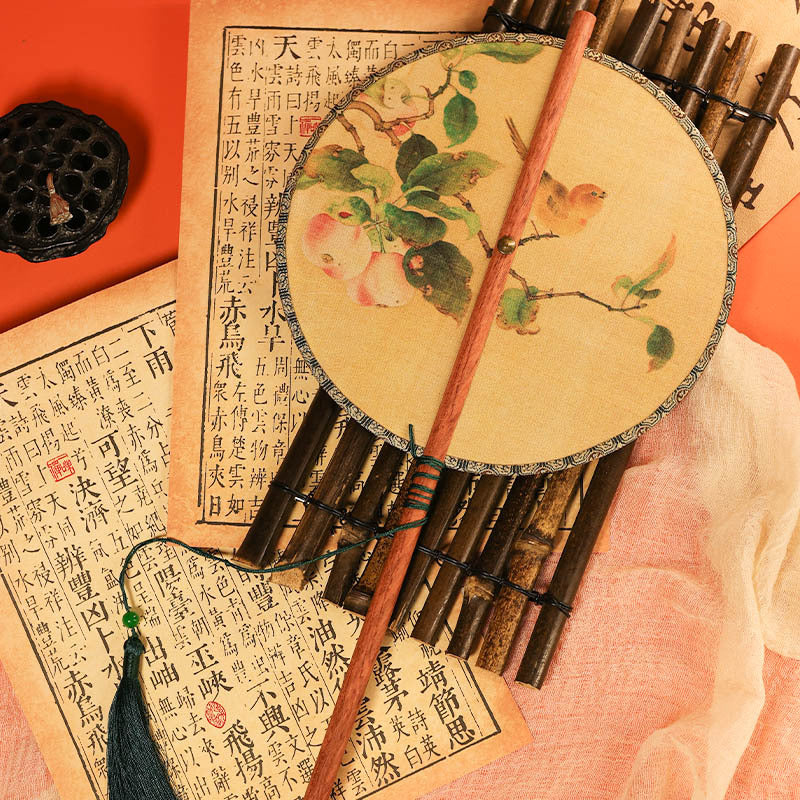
[389,467,472,627]
[723,44,800,207]
[342,465,427,615]
[588,0,624,52]
[236,389,340,567]
[476,464,583,674]
[271,418,375,590]
[526,0,562,32]
[412,474,509,646]
[650,8,693,90]
[699,31,757,148]
[552,0,592,39]
[484,0,528,32]
[679,18,731,120]
[616,0,665,70]
[515,443,634,687]
[322,442,406,605]
[446,474,544,659]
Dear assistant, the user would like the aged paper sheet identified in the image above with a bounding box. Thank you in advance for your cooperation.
[169,0,799,552]
[0,263,530,800]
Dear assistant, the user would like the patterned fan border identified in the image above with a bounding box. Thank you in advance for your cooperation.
[275,32,737,475]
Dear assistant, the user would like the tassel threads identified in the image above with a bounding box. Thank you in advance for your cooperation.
[107,633,179,800]
[46,173,72,225]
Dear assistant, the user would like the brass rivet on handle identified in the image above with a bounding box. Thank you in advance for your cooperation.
[497,235,517,254]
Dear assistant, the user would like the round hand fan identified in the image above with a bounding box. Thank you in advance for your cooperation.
[278,31,735,474]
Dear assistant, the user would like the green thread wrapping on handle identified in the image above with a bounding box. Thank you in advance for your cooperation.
[118,426,445,630]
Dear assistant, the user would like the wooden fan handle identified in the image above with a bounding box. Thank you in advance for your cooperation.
[301,12,596,800]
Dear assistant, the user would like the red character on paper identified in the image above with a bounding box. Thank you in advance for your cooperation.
[47,454,75,482]
[299,116,322,136]
[205,700,226,728]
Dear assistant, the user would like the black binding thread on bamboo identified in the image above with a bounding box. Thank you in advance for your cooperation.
[637,69,777,125]
[483,6,548,34]
[481,5,777,127]
[268,478,572,616]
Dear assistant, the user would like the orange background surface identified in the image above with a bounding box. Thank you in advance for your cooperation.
[1,0,799,386]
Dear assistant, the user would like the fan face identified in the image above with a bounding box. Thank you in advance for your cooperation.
[278,33,735,474]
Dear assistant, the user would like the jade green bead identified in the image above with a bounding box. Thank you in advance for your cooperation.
[122,610,140,628]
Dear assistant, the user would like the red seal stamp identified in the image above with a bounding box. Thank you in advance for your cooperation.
[47,454,74,482]
[299,115,322,137]
[205,700,226,729]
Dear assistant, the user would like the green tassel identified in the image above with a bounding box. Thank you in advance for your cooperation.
[107,633,179,800]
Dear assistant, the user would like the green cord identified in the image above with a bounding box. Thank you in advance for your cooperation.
[119,426,445,629]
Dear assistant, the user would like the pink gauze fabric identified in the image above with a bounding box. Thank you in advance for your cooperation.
[2,326,799,800]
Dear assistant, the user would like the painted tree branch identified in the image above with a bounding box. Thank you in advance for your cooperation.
[518,229,560,246]
[341,88,437,149]
[337,116,365,154]
[508,269,645,313]
[454,192,493,257]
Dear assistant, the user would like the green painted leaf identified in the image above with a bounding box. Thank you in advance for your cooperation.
[304,145,368,192]
[461,41,543,63]
[629,234,677,296]
[366,227,384,251]
[385,204,447,247]
[646,325,675,371]
[458,69,477,90]
[295,173,319,190]
[326,196,372,225]
[632,287,661,300]
[443,93,478,146]
[406,191,481,237]
[496,288,540,335]
[402,241,472,321]
[402,152,499,195]
[351,164,394,201]
[611,275,633,296]
[395,134,438,182]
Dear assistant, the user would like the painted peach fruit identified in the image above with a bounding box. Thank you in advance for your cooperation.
[302,213,372,280]
[346,252,415,307]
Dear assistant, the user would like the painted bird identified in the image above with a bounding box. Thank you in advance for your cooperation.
[506,117,607,237]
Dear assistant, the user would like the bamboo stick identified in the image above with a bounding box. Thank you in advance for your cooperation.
[411,474,509,646]
[322,442,406,606]
[484,0,528,32]
[650,8,693,90]
[679,18,731,121]
[301,15,596,800]
[701,32,758,147]
[341,465,418,615]
[722,43,800,207]
[553,0,592,39]
[515,443,633,687]
[699,31,757,148]
[236,389,339,566]
[476,465,583,673]
[271,418,374,590]
[588,0,624,52]
[389,467,471,628]
[616,0,665,70]
[447,474,543,659]
[526,0,563,32]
